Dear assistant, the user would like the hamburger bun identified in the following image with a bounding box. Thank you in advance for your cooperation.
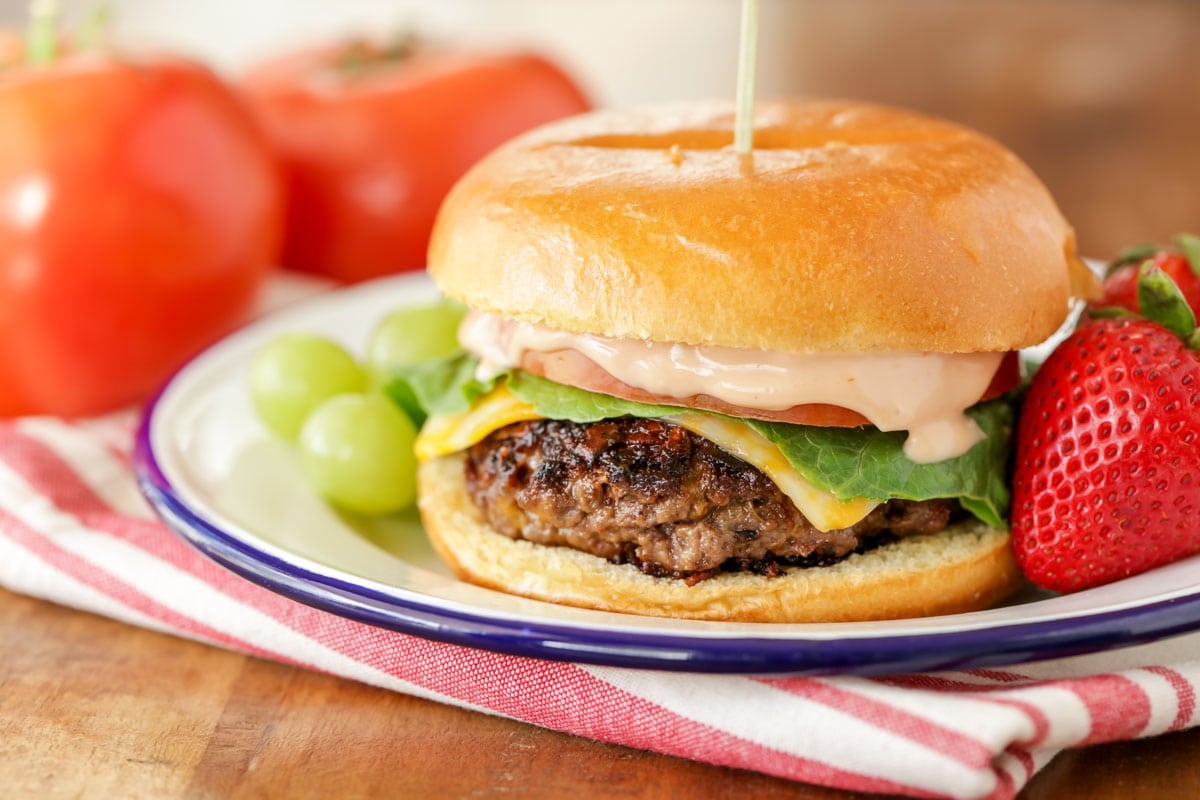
[429,99,1078,354]
[415,99,1071,622]
[419,454,1023,623]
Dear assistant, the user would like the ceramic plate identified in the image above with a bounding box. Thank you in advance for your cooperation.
[133,274,1200,675]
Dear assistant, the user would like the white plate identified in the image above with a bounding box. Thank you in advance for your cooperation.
[133,273,1200,674]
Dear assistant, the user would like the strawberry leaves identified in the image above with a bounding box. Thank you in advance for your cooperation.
[1108,242,1161,273]
[1095,233,1200,317]
[1177,233,1200,279]
[1136,261,1200,346]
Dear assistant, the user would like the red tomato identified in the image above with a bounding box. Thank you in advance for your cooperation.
[242,42,590,283]
[0,55,283,417]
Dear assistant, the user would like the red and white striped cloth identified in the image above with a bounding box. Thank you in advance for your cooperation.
[3,410,1200,800]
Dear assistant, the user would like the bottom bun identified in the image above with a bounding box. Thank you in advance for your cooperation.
[418,454,1024,623]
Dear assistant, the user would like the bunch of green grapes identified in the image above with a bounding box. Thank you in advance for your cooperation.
[248,302,464,515]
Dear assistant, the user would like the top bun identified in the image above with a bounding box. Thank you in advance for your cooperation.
[428,100,1078,354]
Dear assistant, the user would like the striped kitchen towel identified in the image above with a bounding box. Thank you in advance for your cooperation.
[2,409,1200,799]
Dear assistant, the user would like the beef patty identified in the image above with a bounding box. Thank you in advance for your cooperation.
[463,417,959,581]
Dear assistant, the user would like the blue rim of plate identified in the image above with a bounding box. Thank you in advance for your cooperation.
[133,390,1200,676]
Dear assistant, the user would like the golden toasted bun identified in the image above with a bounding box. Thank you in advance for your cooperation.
[418,454,1023,623]
[428,99,1079,354]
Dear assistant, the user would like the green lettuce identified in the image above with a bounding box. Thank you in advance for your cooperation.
[385,354,499,429]
[387,355,1012,528]
[744,408,1010,529]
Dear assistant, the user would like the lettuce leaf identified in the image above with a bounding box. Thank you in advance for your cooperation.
[387,355,1012,527]
[384,354,498,429]
[745,406,1011,529]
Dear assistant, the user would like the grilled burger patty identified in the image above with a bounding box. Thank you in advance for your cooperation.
[463,417,960,581]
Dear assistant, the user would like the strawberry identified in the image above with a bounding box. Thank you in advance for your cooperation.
[1093,233,1200,315]
[1012,264,1200,593]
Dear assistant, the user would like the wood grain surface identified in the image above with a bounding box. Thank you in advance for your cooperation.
[770,0,1200,261]
[3,587,1200,800]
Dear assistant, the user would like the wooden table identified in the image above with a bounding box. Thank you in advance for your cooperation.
[3,587,1199,799]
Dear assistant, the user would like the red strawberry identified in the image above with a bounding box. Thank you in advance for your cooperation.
[1098,253,1200,313]
[1094,234,1200,316]
[1012,267,1200,593]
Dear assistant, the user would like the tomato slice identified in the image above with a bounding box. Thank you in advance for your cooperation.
[981,351,1021,401]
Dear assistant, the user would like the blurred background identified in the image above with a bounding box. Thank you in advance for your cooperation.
[2,0,1196,259]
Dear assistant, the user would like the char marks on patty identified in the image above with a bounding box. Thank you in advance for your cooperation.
[463,417,959,581]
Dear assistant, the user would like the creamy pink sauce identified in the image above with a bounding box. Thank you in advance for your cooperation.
[459,311,1003,463]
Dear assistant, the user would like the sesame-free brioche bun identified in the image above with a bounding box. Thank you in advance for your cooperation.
[428,99,1079,354]
[419,455,1023,623]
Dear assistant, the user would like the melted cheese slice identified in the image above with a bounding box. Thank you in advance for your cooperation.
[415,386,544,462]
[669,413,880,531]
[415,387,880,533]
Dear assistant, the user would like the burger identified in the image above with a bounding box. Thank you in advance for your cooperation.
[401,99,1084,623]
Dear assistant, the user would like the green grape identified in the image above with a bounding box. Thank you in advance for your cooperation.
[298,393,418,515]
[366,301,466,386]
[249,333,366,441]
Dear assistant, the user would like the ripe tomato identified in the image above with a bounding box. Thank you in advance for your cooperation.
[241,42,590,283]
[0,55,283,417]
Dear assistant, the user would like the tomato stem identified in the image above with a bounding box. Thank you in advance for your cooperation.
[77,4,112,53]
[335,33,415,75]
[25,0,58,66]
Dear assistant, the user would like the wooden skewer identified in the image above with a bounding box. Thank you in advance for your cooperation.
[734,0,760,155]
